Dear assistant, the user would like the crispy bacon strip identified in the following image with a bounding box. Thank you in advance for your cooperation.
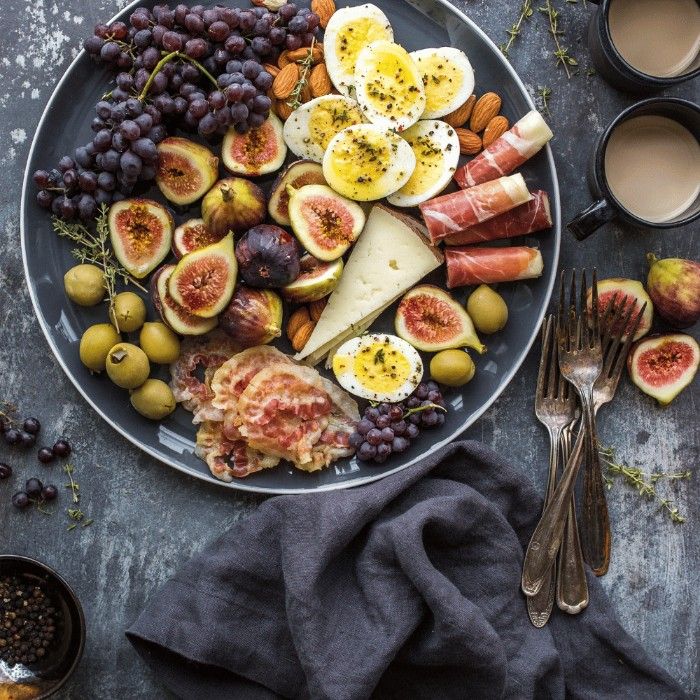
[454,111,554,189]
[419,174,532,243]
[445,246,544,288]
[442,191,552,246]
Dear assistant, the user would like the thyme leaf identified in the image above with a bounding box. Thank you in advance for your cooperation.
[287,38,316,110]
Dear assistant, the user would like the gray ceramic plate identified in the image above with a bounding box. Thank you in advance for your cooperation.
[21,0,560,493]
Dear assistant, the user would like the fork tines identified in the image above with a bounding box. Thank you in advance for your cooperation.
[557,269,601,351]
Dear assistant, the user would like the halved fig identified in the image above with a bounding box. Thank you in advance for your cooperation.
[627,333,699,406]
[151,265,217,336]
[219,286,283,348]
[156,137,219,206]
[587,278,653,342]
[168,233,237,318]
[108,198,173,279]
[281,254,343,303]
[173,218,224,258]
[222,113,287,176]
[268,160,326,226]
[201,177,266,237]
[395,284,486,353]
[288,184,366,261]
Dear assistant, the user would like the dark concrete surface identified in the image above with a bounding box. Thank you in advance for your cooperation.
[0,0,697,697]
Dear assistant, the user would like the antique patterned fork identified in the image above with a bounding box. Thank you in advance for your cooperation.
[522,282,641,595]
[527,315,580,627]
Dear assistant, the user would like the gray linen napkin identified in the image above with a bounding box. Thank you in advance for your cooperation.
[126,440,689,699]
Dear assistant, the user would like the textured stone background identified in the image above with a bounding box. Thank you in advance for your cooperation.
[0,0,697,697]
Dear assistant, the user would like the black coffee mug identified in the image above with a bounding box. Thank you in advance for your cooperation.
[568,98,700,240]
[588,0,700,93]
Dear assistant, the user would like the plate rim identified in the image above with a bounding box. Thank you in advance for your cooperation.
[20,0,561,494]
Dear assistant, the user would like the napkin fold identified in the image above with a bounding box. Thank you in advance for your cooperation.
[127,441,688,699]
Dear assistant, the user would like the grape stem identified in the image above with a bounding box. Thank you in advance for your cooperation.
[139,50,218,101]
[402,402,446,420]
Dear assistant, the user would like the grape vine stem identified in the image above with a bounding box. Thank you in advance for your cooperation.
[140,51,218,101]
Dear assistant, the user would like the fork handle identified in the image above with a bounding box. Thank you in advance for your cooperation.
[579,391,612,576]
[522,429,585,596]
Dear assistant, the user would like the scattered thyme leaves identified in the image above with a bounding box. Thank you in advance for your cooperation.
[537,86,552,116]
[599,445,690,525]
[63,463,94,531]
[538,1,578,77]
[499,0,534,57]
[64,463,80,504]
[51,204,147,331]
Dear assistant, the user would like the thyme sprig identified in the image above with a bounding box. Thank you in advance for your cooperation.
[537,86,552,116]
[538,1,578,77]
[51,204,147,331]
[63,464,94,531]
[287,38,316,110]
[500,0,534,56]
[599,445,690,524]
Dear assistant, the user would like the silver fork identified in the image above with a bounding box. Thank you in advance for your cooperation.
[522,284,641,595]
[528,315,580,627]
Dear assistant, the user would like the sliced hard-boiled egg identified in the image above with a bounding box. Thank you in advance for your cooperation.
[324,4,394,97]
[410,47,475,119]
[387,120,460,208]
[332,333,423,403]
[322,123,416,201]
[282,95,365,163]
[354,41,426,131]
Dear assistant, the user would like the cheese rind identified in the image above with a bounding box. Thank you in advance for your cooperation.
[295,204,443,361]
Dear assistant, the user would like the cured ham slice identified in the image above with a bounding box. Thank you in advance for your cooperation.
[210,346,293,440]
[195,421,279,482]
[419,174,532,243]
[442,191,552,246]
[169,331,239,423]
[445,246,544,288]
[236,364,359,472]
[454,111,554,189]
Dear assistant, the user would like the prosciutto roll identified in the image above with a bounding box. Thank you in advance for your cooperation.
[442,190,552,245]
[445,246,543,288]
[419,174,532,242]
[454,111,554,189]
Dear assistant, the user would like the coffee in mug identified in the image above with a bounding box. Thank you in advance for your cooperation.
[608,0,700,78]
[604,115,700,223]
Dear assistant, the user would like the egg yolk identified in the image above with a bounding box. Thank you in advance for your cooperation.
[336,19,392,76]
[361,48,423,120]
[333,342,413,394]
[417,57,464,114]
[307,100,364,151]
[399,132,452,195]
[326,128,401,200]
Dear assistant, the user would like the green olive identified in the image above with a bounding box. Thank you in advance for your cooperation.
[109,292,147,333]
[430,349,475,387]
[79,324,121,372]
[64,264,106,307]
[139,322,181,364]
[130,379,176,420]
[105,342,150,389]
[466,285,509,334]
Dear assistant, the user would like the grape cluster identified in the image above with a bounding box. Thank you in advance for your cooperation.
[350,382,447,464]
[34,2,320,220]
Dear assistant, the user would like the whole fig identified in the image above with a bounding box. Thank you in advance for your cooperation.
[235,225,300,288]
[202,177,266,237]
[646,254,700,328]
[219,286,283,348]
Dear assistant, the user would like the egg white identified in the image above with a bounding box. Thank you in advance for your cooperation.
[410,47,475,119]
[354,40,426,132]
[323,4,394,97]
[322,123,416,201]
[282,95,365,163]
[387,120,460,207]
[332,333,423,403]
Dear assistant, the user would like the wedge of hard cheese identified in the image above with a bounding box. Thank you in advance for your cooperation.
[295,204,443,363]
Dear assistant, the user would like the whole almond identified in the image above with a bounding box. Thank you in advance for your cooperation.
[309,297,327,322]
[309,63,332,97]
[263,63,280,78]
[482,115,510,148]
[287,45,324,64]
[300,83,313,104]
[276,99,294,120]
[287,307,311,341]
[442,94,476,128]
[311,0,336,28]
[470,92,502,133]
[273,63,300,99]
[292,321,316,352]
[278,51,291,68]
[455,128,482,155]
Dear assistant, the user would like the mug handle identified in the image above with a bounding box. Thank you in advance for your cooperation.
[567,199,617,240]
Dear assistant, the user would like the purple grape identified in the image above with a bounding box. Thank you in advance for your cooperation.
[33,170,51,188]
[248,112,266,128]
[391,420,407,436]
[357,419,374,435]
[357,442,377,461]
[349,432,364,449]
[120,150,142,177]
[366,429,382,446]
[252,37,272,56]
[392,437,410,453]
[185,38,209,59]
[37,190,54,208]
[406,423,420,440]
[208,20,230,42]
[380,427,395,443]
[375,443,392,462]
[376,415,391,429]
[162,31,183,52]
[198,113,218,135]
[120,120,140,140]
[225,35,246,54]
